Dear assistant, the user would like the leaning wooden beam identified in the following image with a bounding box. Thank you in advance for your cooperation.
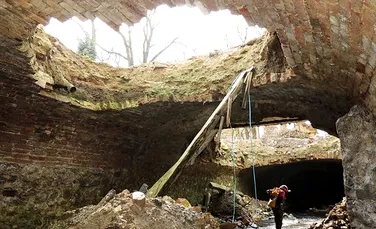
[217,116,225,140]
[242,70,253,109]
[147,67,254,197]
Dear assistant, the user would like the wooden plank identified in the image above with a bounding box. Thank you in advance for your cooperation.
[216,116,225,140]
[242,70,253,109]
[226,95,232,127]
[147,67,254,197]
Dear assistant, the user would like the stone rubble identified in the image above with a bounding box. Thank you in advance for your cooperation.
[309,197,351,229]
[49,189,220,229]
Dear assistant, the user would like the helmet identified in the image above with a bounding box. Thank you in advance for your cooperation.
[279,185,289,192]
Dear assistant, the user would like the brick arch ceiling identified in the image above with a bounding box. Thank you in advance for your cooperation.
[2,0,376,113]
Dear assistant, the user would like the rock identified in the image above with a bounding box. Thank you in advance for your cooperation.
[51,191,220,229]
[131,191,145,207]
[31,25,53,57]
[191,205,202,212]
[208,190,243,217]
[336,105,376,228]
[152,198,163,207]
[113,205,122,213]
[310,198,350,229]
[219,222,238,229]
[162,195,175,204]
[98,189,116,206]
[176,198,192,208]
[138,183,148,194]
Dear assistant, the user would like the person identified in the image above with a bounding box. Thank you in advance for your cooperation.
[266,185,290,229]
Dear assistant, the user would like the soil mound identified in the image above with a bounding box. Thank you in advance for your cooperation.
[50,189,219,229]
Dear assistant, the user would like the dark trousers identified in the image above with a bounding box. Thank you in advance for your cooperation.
[272,206,283,229]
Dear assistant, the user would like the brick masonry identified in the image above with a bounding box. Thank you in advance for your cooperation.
[0,0,375,112]
[0,1,376,228]
[0,34,222,228]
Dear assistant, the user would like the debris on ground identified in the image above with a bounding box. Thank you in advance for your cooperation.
[205,182,266,229]
[49,189,220,229]
[309,197,350,229]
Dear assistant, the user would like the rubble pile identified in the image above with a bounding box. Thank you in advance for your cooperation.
[206,183,265,229]
[49,190,220,229]
[309,198,350,229]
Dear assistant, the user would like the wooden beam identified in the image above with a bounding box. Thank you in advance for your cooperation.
[147,67,254,197]
[242,70,253,109]
[216,116,225,140]
[226,95,232,127]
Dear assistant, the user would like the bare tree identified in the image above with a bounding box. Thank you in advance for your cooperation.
[96,9,179,67]
[96,46,123,66]
[123,27,135,66]
[223,25,250,49]
[139,10,178,64]
[237,25,249,44]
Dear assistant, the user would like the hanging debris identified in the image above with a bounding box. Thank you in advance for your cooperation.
[148,67,254,198]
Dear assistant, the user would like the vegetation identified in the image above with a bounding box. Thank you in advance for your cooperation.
[77,20,97,60]
[77,35,96,60]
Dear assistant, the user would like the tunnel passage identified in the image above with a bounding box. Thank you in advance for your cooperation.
[239,159,344,212]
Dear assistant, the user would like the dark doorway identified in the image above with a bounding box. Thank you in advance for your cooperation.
[239,159,344,212]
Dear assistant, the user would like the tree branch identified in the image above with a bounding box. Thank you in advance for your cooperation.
[237,25,248,44]
[127,28,134,66]
[149,37,179,62]
[72,19,89,38]
[119,27,134,66]
[96,43,128,60]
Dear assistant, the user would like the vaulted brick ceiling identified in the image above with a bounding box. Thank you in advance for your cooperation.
[2,0,375,111]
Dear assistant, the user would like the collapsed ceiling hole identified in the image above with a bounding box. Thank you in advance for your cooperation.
[44,5,266,67]
[238,159,344,212]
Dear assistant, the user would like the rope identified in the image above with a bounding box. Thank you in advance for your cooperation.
[248,90,258,215]
[228,72,246,222]
[230,123,236,222]
[227,68,258,221]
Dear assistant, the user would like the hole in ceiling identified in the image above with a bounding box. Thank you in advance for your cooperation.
[44,4,266,67]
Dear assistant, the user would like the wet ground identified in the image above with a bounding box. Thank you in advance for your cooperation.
[258,214,322,229]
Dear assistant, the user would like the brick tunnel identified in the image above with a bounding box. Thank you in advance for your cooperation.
[0,1,376,228]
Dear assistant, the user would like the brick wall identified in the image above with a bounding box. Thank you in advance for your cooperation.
[0,100,133,168]
[0,36,141,174]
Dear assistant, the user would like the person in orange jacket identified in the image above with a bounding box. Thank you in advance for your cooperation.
[266,185,290,229]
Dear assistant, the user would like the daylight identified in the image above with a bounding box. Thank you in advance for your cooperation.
[44,5,265,67]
